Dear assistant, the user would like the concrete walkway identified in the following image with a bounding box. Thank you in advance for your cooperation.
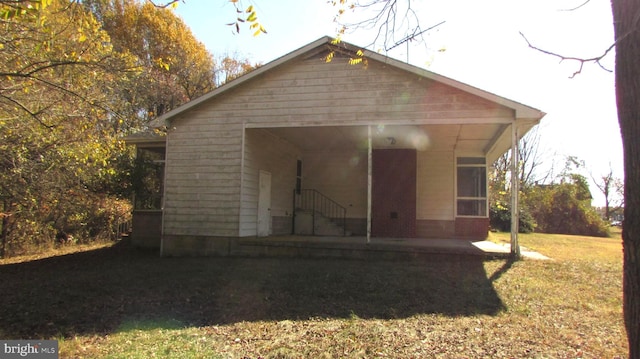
[234,236,550,260]
[471,241,551,260]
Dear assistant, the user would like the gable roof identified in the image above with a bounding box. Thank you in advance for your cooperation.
[152,36,544,127]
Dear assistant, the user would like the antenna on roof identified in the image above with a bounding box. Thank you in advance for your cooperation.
[385,21,446,63]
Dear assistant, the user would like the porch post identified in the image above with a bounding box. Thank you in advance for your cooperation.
[510,122,521,258]
[367,125,372,244]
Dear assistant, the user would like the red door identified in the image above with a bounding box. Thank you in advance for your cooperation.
[371,149,417,237]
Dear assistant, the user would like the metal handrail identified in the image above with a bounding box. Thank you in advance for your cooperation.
[293,189,346,235]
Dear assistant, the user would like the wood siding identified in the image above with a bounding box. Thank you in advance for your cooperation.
[416,151,455,221]
[237,56,513,126]
[163,118,244,238]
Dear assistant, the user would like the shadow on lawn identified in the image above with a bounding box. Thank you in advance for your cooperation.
[0,242,506,338]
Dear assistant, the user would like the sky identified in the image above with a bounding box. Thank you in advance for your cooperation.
[173,0,621,206]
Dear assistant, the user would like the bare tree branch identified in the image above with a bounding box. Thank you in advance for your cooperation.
[521,1,640,79]
[519,31,614,78]
[333,0,442,54]
[0,93,56,128]
[560,0,591,12]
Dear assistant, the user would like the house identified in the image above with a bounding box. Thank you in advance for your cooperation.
[126,37,545,256]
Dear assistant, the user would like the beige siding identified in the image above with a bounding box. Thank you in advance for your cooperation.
[302,150,369,218]
[240,129,300,236]
[417,151,455,220]
[231,57,513,125]
[163,117,244,238]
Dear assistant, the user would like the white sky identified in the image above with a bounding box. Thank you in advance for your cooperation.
[173,0,621,206]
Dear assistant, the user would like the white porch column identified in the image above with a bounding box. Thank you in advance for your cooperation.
[510,122,521,258]
[367,125,372,244]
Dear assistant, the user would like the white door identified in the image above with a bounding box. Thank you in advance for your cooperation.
[257,170,272,237]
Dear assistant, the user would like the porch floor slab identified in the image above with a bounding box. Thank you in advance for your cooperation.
[233,236,547,260]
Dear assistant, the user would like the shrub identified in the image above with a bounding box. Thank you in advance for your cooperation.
[490,201,536,233]
[526,177,610,238]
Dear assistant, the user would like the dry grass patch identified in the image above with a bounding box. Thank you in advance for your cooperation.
[488,228,623,262]
[0,233,627,358]
[0,241,114,265]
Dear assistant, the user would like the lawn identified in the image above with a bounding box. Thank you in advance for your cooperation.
[0,231,626,358]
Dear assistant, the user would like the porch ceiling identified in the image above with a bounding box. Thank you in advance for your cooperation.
[262,124,506,154]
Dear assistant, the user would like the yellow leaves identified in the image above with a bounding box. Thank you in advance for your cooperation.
[155,58,171,71]
[253,25,266,37]
[324,51,334,63]
[349,48,368,68]
[227,1,267,36]
[0,0,52,21]
[245,5,266,36]
[249,22,267,37]
[326,39,368,68]
[324,36,369,68]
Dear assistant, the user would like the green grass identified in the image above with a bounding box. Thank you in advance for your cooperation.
[0,232,626,358]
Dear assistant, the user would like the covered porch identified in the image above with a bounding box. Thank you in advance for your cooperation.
[245,119,536,243]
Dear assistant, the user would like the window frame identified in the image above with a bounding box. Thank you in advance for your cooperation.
[455,157,488,218]
[133,146,165,212]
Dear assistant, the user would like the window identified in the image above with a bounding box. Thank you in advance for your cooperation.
[295,159,302,195]
[456,157,487,217]
[133,147,165,210]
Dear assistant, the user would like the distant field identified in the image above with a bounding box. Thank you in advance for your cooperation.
[0,231,626,358]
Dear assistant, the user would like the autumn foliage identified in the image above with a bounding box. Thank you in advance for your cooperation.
[489,157,609,237]
[0,0,255,257]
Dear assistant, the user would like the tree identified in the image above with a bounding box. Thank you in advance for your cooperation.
[489,129,544,233]
[0,0,134,256]
[213,53,259,87]
[592,165,624,222]
[527,172,609,237]
[612,1,640,355]
[0,0,265,257]
[83,0,217,128]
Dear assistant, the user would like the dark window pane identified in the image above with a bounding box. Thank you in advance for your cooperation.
[134,148,165,210]
[457,167,487,197]
[457,199,487,216]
